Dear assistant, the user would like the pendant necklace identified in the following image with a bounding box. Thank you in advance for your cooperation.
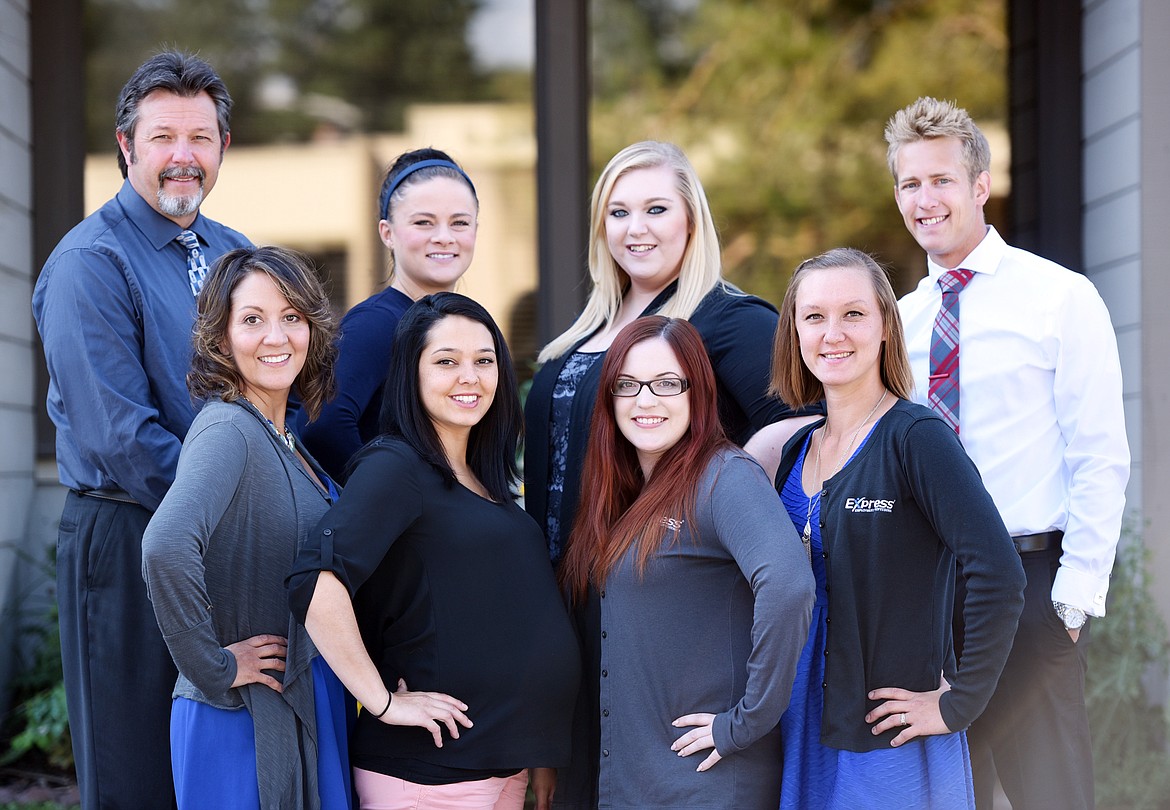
[802,391,886,562]
[242,396,296,453]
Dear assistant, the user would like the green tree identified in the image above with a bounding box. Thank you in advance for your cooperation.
[269,0,484,133]
[590,0,698,100]
[85,0,484,149]
[591,0,1007,301]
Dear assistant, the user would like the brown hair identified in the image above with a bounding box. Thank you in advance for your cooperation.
[188,246,338,419]
[768,248,913,407]
[116,51,232,178]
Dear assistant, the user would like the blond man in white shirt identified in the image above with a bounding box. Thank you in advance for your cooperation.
[887,96,1129,810]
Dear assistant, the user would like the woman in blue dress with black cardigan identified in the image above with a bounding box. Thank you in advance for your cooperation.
[762,248,1025,809]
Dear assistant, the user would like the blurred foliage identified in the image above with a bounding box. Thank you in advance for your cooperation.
[0,545,72,772]
[1,681,72,772]
[590,0,1007,302]
[84,0,488,150]
[1086,529,1170,810]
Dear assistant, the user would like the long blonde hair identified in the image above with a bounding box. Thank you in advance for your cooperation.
[537,141,725,362]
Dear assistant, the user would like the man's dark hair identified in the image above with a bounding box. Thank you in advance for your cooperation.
[115,51,232,178]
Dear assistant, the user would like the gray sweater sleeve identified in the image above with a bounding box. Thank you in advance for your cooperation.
[142,417,247,698]
[707,452,816,756]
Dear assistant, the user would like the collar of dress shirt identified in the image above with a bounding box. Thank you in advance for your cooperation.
[925,224,1007,282]
[116,179,207,252]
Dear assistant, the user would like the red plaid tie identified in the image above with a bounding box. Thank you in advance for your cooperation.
[928,269,975,434]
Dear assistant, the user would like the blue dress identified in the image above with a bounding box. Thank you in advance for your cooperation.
[777,431,974,810]
[171,658,354,809]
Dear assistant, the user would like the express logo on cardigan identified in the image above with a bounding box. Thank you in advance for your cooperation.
[844,497,896,513]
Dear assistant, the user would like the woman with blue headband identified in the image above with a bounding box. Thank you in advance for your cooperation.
[297,148,479,481]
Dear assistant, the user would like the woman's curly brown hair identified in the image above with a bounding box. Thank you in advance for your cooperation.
[188,246,338,420]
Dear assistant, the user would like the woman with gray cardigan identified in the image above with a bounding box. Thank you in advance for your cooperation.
[559,316,815,809]
[142,246,350,809]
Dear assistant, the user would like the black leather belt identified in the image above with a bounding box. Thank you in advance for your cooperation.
[1012,530,1062,554]
[77,488,141,506]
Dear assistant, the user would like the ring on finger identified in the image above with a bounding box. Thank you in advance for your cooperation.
[900,712,908,726]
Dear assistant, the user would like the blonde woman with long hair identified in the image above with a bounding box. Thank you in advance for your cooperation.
[525,140,813,567]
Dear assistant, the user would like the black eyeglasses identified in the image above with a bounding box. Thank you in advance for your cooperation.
[610,377,690,397]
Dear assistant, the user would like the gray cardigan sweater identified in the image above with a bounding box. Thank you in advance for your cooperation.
[596,447,816,810]
[142,398,334,810]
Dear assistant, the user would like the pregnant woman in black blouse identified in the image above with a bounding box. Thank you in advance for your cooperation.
[289,293,580,810]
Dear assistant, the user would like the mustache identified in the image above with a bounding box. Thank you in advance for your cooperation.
[159,166,205,182]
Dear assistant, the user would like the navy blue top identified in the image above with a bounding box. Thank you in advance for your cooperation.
[32,180,251,510]
[296,285,413,481]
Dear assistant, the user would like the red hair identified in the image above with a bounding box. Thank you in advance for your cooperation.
[560,316,732,604]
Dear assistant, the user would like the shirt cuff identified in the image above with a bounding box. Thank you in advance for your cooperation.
[710,711,739,756]
[1051,566,1110,617]
[164,620,238,698]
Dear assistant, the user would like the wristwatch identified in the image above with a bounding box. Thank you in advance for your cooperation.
[1053,601,1087,630]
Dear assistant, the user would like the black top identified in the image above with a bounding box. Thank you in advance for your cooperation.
[524,281,809,562]
[288,438,581,782]
[295,285,413,481]
[774,400,1026,752]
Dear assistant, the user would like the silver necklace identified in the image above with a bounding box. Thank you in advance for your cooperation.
[242,396,296,453]
[801,391,886,561]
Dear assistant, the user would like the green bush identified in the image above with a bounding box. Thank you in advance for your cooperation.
[1,544,73,772]
[1087,529,1170,810]
[1,679,72,771]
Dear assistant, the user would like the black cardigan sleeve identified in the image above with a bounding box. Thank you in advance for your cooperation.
[690,287,814,444]
[899,417,1026,732]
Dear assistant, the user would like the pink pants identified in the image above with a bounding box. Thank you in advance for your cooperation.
[353,767,528,810]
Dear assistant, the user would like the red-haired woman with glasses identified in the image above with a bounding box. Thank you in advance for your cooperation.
[560,316,815,809]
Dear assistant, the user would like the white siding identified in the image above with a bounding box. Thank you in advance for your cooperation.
[1084,0,1170,688]
[1082,0,1143,517]
[0,0,37,720]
